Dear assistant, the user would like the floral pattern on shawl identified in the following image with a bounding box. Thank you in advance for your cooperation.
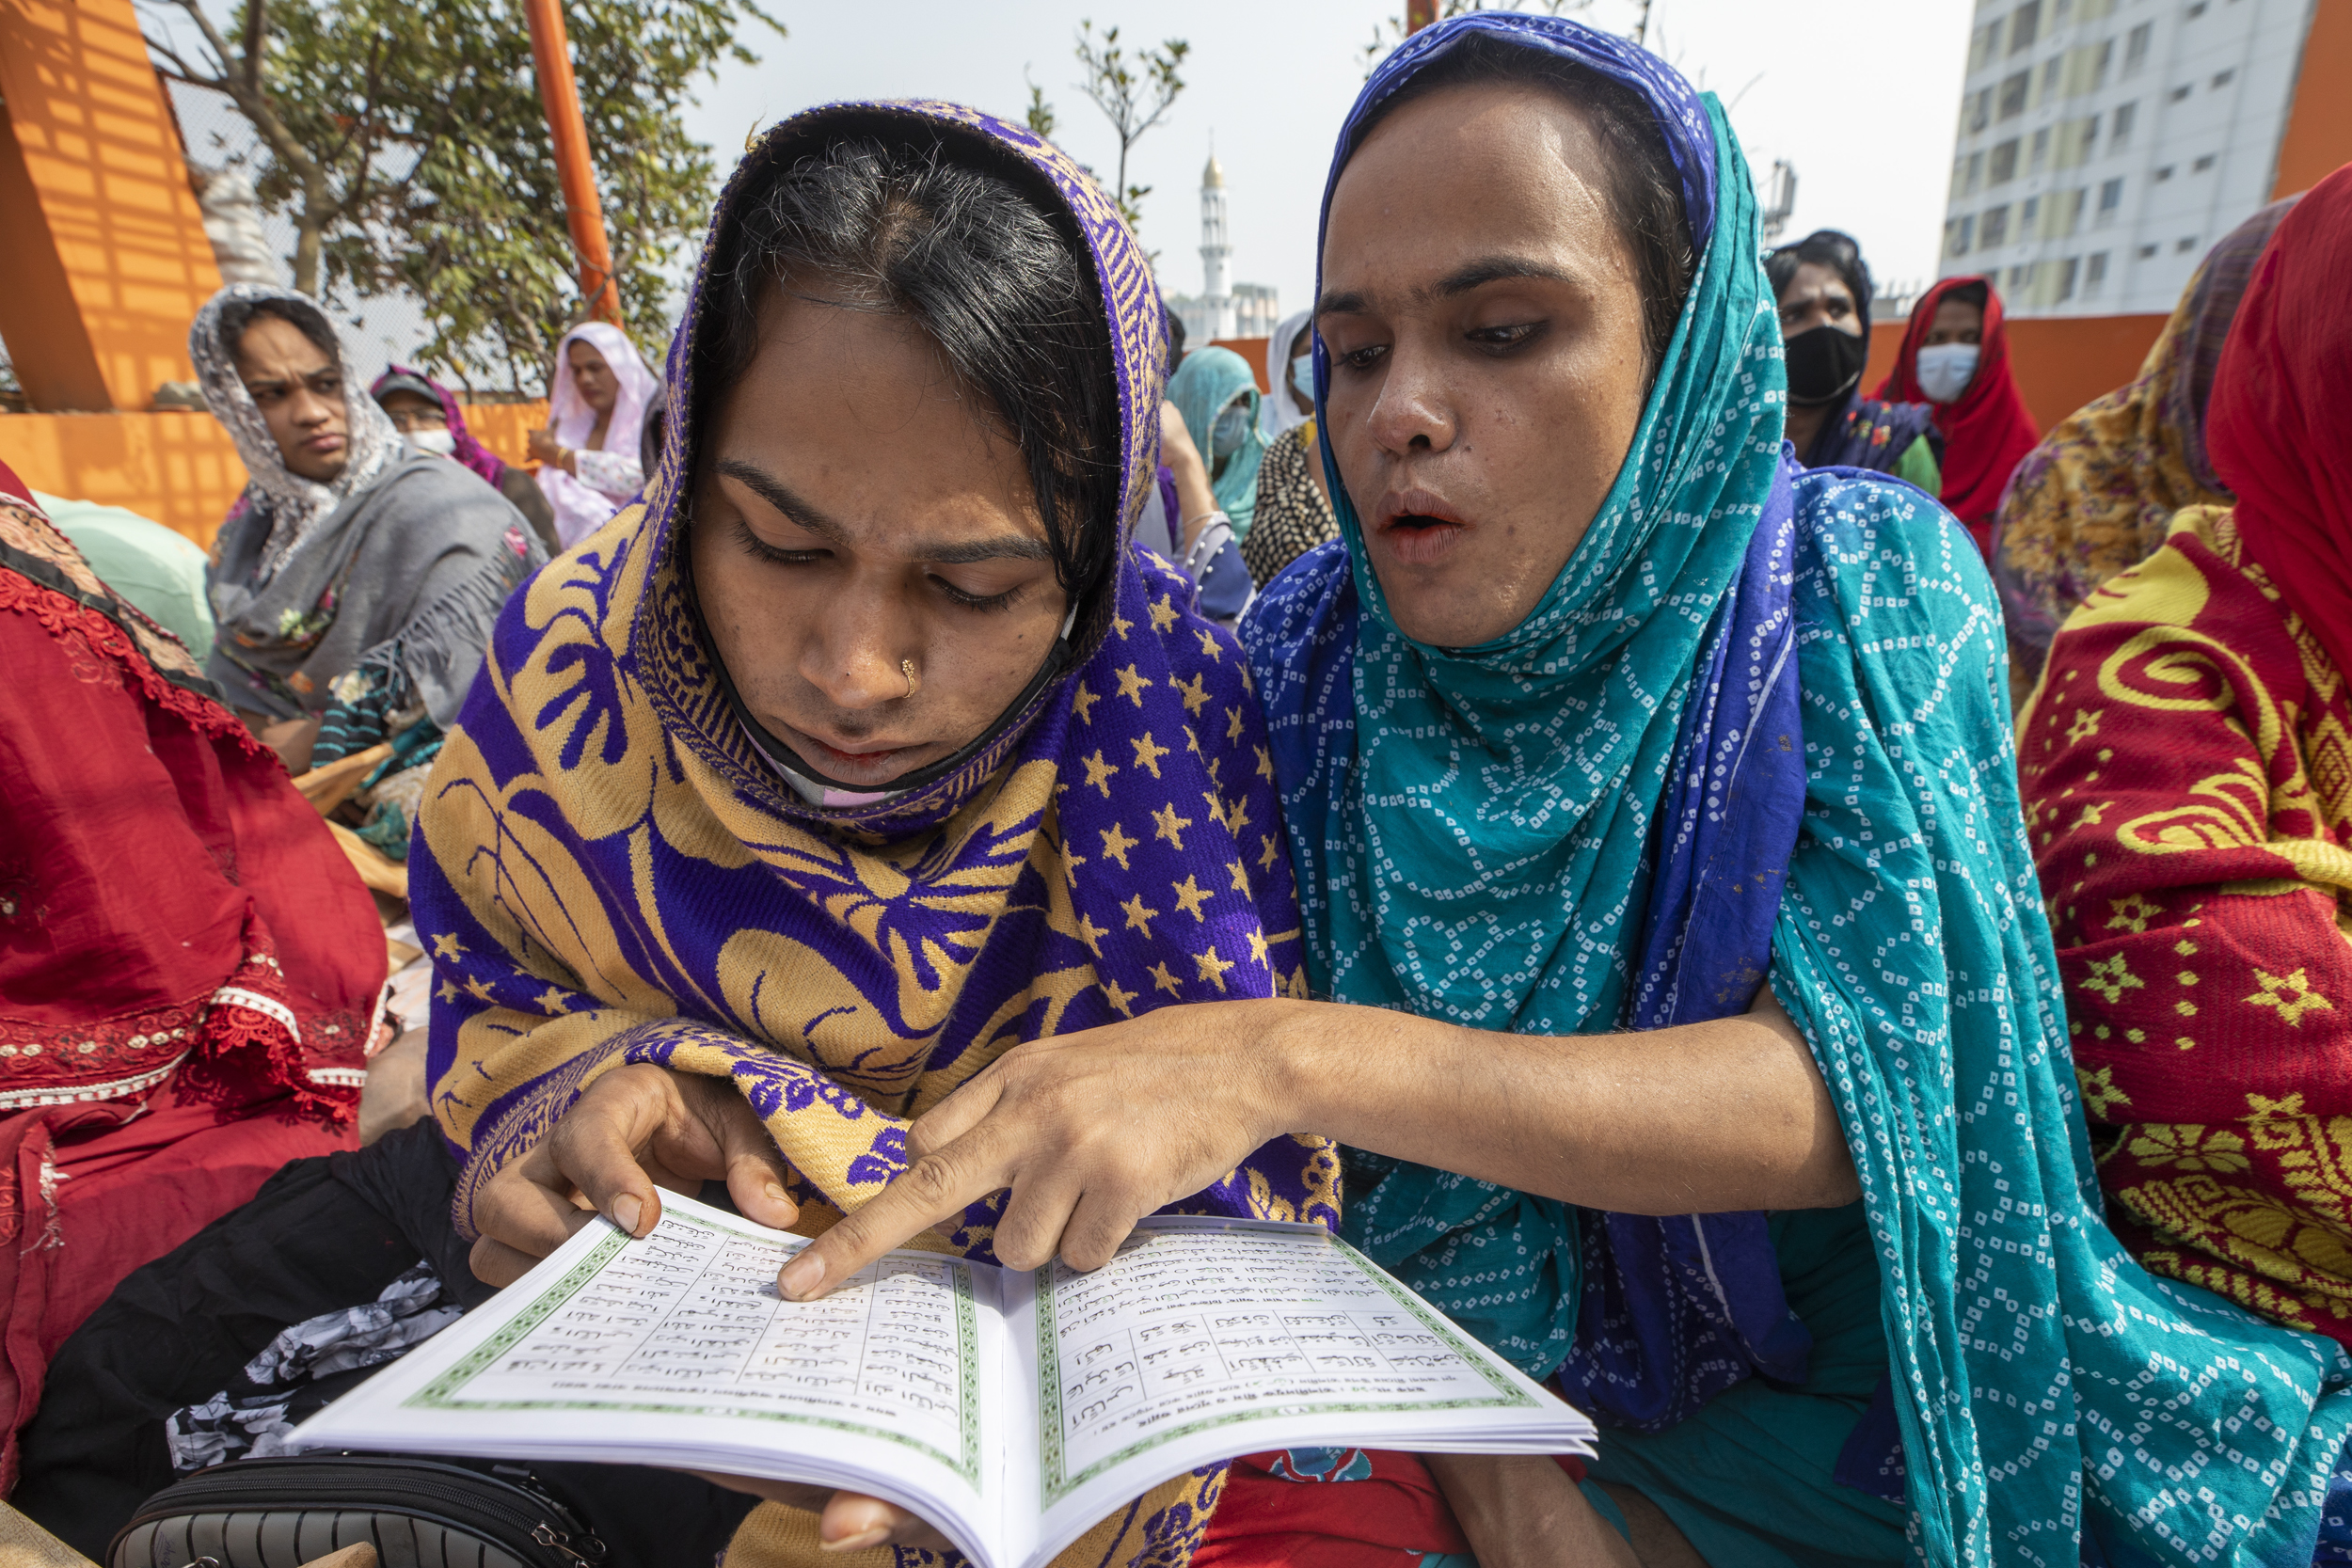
[410,100,1332,1568]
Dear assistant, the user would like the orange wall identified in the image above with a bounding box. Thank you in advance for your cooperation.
[2274,0,2352,198]
[1864,314,2163,436]
[0,0,223,410]
[1211,337,1271,394]
[0,402,552,545]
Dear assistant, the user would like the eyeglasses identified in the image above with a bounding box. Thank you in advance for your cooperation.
[381,404,450,434]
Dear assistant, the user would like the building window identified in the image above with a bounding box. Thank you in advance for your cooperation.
[1967,87,1994,134]
[2185,0,2206,15]
[2056,0,2074,22]
[2097,176,2124,221]
[1991,139,2022,183]
[2068,188,2089,232]
[1999,71,2031,119]
[2094,39,2115,87]
[2056,257,2081,301]
[1947,215,1977,256]
[2193,153,2217,172]
[1972,19,2004,71]
[2176,236,2198,251]
[2113,100,2137,146]
[2211,68,2234,87]
[2125,22,2153,73]
[2011,0,2042,52]
[2041,57,2065,101]
[2032,128,2052,172]
[2008,261,2039,292]
[2169,83,2192,102]
[1982,205,2012,246]
[2137,243,2159,259]
[2082,112,2101,157]
[2087,251,2110,291]
[2023,196,2042,235]
[1967,150,1986,193]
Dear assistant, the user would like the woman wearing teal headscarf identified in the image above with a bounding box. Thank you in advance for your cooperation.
[1167,343,1269,537]
[787,16,2352,1566]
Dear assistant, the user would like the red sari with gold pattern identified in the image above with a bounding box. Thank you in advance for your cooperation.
[2024,503,2352,1347]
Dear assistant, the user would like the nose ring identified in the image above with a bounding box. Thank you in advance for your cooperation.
[902,658,918,700]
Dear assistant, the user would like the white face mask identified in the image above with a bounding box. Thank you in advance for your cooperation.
[1915,342,1980,404]
[409,428,457,457]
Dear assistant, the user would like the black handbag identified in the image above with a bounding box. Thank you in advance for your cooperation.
[107,1455,609,1568]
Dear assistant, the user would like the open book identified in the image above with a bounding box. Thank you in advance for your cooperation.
[290,1191,1594,1568]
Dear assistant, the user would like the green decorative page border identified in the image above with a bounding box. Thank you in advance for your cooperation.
[1035,1225,1537,1506]
[411,1210,984,1486]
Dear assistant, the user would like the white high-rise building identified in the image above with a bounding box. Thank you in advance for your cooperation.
[1171,151,1279,346]
[1937,0,2322,317]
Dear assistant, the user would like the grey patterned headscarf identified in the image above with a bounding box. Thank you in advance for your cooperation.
[188,284,402,582]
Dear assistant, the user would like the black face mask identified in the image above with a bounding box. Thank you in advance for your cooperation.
[1784,322,1870,408]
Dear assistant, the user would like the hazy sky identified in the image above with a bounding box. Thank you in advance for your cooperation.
[686,0,1977,320]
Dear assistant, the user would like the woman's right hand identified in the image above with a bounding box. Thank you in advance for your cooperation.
[468,1062,799,1286]
[526,426,564,466]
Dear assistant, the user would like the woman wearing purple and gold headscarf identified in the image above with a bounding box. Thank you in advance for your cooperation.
[413,103,1338,1565]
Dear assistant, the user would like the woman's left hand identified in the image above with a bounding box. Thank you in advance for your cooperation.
[777,1001,1295,1300]
[526,426,563,466]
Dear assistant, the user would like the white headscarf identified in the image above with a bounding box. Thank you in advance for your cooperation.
[189,284,402,583]
[537,321,660,545]
[1259,308,1316,442]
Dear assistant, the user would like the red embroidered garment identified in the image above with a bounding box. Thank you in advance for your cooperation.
[0,481,383,1484]
[1872,274,2041,553]
[2023,171,2352,1352]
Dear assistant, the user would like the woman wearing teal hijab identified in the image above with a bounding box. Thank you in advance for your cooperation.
[1167,343,1269,537]
[786,16,2352,1566]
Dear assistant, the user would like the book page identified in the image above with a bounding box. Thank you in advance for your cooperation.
[290,1195,1009,1567]
[1029,1218,1575,1518]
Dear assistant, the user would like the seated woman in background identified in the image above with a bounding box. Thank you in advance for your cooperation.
[0,466,382,1491]
[1765,229,1939,486]
[1242,307,1340,587]
[373,365,561,554]
[2022,171,2352,1359]
[191,285,544,817]
[421,103,1335,1565]
[1872,273,2038,555]
[528,322,660,549]
[1989,196,2296,701]
[785,18,2352,1566]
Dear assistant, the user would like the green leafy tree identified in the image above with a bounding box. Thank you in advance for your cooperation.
[1073,21,1187,232]
[141,0,782,392]
[1024,67,1057,140]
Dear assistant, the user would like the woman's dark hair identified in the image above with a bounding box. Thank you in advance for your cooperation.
[1766,229,1874,334]
[696,131,1120,631]
[1356,36,1696,377]
[216,296,342,368]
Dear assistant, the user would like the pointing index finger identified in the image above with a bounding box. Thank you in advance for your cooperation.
[778,1134,1004,1301]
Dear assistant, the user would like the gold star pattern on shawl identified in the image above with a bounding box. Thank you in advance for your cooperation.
[1170,875,1213,921]
[1102,976,1138,1017]
[437,979,460,1005]
[1221,793,1251,835]
[432,932,467,958]
[1171,671,1211,716]
[1131,732,1171,778]
[1115,664,1152,706]
[1248,927,1271,968]
[1194,628,1223,662]
[1153,802,1195,850]
[1256,744,1275,780]
[1227,858,1252,895]
[1148,594,1181,633]
[1082,749,1120,798]
[1112,609,1135,641]
[1150,961,1184,997]
[1194,945,1236,992]
[536,987,572,1016]
[1226,705,1246,744]
[1259,833,1281,870]
[1072,680,1101,725]
[1122,893,1162,936]
[1072,910,1108,958]
[464,974,496,1004]
[1100,821,1138,869]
